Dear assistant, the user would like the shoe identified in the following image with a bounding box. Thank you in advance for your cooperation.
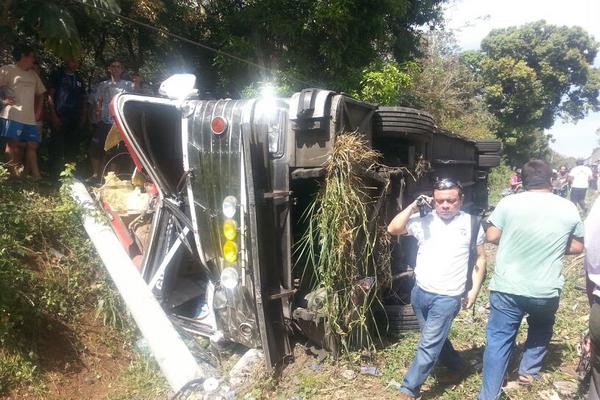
[518,374,535,386]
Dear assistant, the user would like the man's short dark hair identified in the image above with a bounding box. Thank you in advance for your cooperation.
[12,44,34,61]
[522,159,553,190]
[106,58,122,67]
[433,178,463,196]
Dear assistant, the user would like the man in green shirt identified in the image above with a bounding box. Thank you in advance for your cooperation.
[478,159,584,400]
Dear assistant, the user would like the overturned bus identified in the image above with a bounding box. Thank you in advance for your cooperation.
[74,75,501,391]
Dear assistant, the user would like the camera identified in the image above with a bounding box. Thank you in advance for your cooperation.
[416,196,433,217]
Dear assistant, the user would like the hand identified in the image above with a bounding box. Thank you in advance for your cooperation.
[2,97,15,106]
[414,195,433,212]
[462,289,478,310]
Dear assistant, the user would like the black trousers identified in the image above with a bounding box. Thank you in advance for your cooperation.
[49,117,81,176]
[571,187,588,211]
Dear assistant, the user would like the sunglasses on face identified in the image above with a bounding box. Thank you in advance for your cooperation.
[433,178,463,191]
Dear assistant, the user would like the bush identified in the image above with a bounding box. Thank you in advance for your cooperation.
[0,167,121,393]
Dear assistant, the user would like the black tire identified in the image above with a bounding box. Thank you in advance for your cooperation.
[375,126,433,136]
[376,120,435,129]
[475,140,503,153]
[375,304,420,334]
[478,154,501,167]
[378,106,435,120]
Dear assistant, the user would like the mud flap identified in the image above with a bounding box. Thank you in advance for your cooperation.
[242,121,291,371]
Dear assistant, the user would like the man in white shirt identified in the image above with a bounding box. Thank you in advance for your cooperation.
[569,159,593,212]
[387,179,487,400]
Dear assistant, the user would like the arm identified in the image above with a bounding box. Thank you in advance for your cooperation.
[566,236,584,255]
[486,224,502,244]
[387,198,421,235]
[34,92,45,121]
[464,244,487,309]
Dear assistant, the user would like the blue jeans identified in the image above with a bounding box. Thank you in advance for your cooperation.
[400,286,464,398]
[478,291,559,400]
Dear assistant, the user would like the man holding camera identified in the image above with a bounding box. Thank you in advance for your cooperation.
[388,179,487,400]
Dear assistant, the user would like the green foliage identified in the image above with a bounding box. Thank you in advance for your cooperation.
[0,168,123,393]
[4,0,120,60]
[204,0,447,93]
[404,31,498,140]
[503,129,553,166]
[298,133,388,355]
[3,0,449,97]
[354,62,417,105]
[109,354,170,400]
[466,20,600,137]
[487,160,513,206]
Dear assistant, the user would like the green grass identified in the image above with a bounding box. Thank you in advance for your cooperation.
[245,250,589,399]
[108,354,170,400]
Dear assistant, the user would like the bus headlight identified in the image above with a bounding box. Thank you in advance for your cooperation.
[222,196,237,218]
[220,267,239,289]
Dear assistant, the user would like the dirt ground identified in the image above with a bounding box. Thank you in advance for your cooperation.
[2,313,136,400]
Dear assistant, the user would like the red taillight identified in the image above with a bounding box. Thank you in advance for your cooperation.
[211,116,228,135]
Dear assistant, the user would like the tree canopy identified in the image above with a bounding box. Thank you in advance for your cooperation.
[2,0,448,97]
[464,20,600,138]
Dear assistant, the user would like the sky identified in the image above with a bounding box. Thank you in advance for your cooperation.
[443,0,600,159]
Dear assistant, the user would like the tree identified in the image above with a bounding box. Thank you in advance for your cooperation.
[2,0,120,60]
[201,0,449,95]
[465,21,600,139]
[405,31,498,139]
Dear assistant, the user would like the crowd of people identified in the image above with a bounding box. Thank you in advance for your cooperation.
[509,160,597,213]
[388,159,598,400]
[0,44,151,182]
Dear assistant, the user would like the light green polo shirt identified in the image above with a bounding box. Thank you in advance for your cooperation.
[488,191,584,298]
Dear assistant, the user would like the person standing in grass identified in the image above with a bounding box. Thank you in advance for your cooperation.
[387,179,487,400]
[87,59,132,183]
[569,159,593,213]
[478,159,584,400]
[47,58,86,177]
[0,44,46,179]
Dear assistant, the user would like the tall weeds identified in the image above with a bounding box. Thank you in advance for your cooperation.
[299,133,390,355]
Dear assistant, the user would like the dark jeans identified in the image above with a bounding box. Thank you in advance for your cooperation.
[49,116,81,176]
[400,286,464,398]
[571,187,588,211]
[589,301,600,399]
[478,291,559,400]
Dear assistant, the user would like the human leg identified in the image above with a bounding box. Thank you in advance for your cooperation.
[400,287,462,398]
[478,291,524,400]
[88,122,110,180]
[25,141,40,179]
[518,296,559,379]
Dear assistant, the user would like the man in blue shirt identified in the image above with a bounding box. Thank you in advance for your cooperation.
[48,59,86,177]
